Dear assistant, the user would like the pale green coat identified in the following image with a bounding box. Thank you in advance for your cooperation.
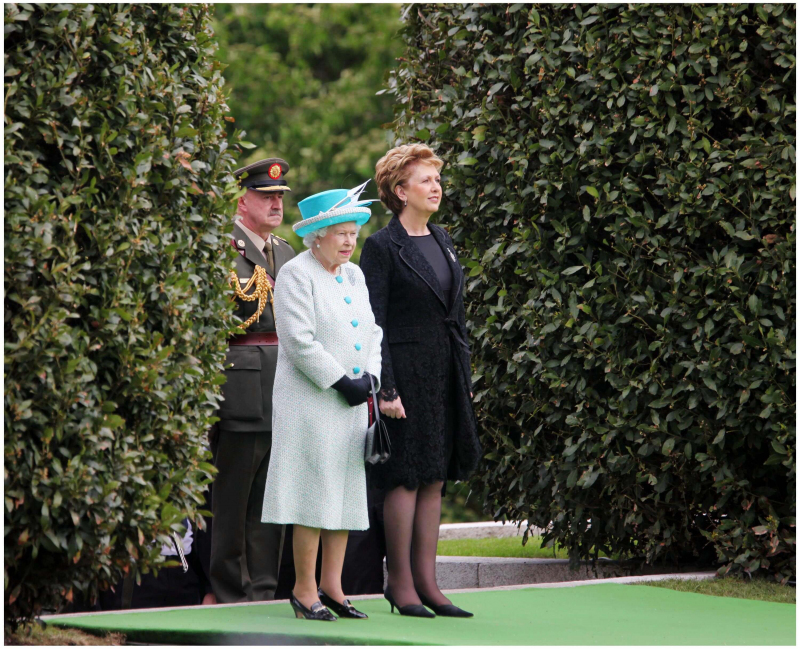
[261,250,382,530]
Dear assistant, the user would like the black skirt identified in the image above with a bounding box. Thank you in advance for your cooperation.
[371,353,457,492]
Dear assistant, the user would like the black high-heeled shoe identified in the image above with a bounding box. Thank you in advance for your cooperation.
[384,587,435,618]
[289,592,337,621]
[318,588,368,619]
[416,591,474,618]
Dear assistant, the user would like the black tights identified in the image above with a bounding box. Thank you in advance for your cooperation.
[383,481,450,608]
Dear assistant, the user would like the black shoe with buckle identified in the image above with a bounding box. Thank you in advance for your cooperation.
[318,588,368,619]
[290,592,337,621]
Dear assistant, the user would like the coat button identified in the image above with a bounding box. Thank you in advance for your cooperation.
[336,276,344,284]
[344,296,352,304]
[355,343,362,351]
[351,319,358,327]
[353,367,361,374]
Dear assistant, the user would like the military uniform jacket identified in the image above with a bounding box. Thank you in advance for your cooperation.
[217,222,296,433]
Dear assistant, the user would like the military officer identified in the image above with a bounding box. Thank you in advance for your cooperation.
[210,158,296,603]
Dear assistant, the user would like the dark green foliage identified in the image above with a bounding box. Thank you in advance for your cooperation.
[212,3,403,255]
[5,3,242,625]
[390,4,795,581]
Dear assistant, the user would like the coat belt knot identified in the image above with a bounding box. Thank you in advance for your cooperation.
[444,317,470,353]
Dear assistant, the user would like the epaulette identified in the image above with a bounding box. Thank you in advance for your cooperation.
[272,235,289,246]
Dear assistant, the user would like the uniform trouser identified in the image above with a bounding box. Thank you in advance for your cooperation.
[210,429,285,603]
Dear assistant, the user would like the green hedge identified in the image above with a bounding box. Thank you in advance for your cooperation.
[389,4,795,581]
[5,3,242,625]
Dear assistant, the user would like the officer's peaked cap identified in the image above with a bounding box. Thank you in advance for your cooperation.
[234,158,291,192]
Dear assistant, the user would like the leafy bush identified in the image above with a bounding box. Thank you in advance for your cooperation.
[389,4,795,581]
[212,3,404,256]
[5,3,242,625]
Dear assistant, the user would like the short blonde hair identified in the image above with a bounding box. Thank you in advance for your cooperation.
[375,144,444,216]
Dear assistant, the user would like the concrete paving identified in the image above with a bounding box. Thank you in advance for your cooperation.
[442,570,717,593]
[434,556,705,589]
[383,554,707,590]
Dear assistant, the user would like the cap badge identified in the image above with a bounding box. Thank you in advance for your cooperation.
[268,164,282,179]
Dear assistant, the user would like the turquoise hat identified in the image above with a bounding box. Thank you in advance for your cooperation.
[293,180,375,237]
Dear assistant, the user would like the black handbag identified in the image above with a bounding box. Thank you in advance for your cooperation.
[365,374,391,465]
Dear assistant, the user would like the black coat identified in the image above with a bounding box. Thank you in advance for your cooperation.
[360,217,481,489]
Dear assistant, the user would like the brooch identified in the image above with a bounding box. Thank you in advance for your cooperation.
[448,248,457,263]
[345,267,357,286]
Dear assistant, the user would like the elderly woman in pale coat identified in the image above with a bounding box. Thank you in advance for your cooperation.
[261,182,382,622]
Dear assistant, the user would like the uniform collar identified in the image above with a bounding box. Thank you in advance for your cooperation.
[235,217,271,253]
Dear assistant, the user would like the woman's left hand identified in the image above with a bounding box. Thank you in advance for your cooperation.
[379,396,406,419]
[331,374,372,406]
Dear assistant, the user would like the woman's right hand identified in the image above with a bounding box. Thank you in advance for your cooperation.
[379,396,406,419]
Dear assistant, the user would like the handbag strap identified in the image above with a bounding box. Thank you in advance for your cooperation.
[368,373,380,426]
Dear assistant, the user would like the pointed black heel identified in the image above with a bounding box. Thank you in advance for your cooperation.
[416,590,473,617]
[384,588,435,618]
[318,588,368,619]
[289,591,337,621]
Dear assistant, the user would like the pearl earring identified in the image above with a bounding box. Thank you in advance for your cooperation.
[316,243,320,248]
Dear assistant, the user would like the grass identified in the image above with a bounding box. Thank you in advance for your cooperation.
[5,623,124,646]
[638,576,796,605]
[438,535,569,559]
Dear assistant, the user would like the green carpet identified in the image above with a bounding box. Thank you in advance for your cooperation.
[47,584,795,645]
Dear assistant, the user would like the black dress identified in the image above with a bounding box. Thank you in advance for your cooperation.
[411,234,456,470]
[360,218,481,491]
[411,233,453,307]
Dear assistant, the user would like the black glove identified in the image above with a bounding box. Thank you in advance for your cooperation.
[332,373,373,407]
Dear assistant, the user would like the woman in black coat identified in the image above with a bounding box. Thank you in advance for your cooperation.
[360,144,481,618]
